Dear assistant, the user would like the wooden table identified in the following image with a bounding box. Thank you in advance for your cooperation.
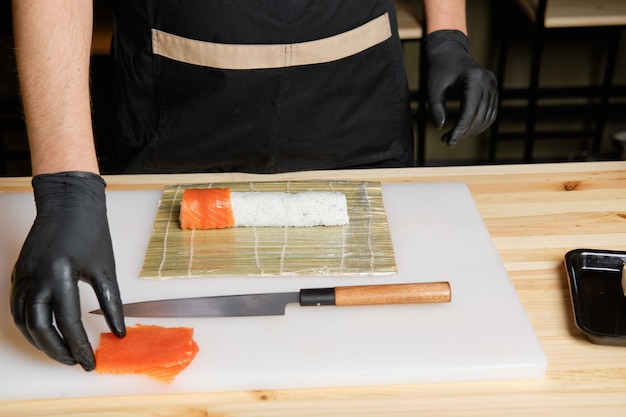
[1,161,626,416]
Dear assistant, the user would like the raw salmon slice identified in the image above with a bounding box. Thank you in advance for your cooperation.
[180,188,235,230]
[95,324,199,383]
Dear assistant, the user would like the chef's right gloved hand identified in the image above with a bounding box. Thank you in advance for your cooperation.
[10,171,126,371]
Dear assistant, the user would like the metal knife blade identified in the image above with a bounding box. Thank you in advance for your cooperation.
[90,282,451,318]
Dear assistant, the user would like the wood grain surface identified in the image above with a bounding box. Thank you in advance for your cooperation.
[1,161,626,416]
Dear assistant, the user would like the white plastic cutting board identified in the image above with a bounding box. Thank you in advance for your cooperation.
[0,182,546,400]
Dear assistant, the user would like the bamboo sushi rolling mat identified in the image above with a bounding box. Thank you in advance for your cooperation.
[140,180,397,278]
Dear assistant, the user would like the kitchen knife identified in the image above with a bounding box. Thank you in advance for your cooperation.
[622,263,626,297]
[90,282,451,318]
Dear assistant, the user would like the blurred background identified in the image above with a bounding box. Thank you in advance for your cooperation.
[1,0,625,176]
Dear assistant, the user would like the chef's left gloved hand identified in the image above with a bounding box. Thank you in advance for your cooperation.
[424,29,498,147]
[10,171,125,371]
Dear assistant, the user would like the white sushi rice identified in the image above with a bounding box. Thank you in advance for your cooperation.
[230,191,349,227]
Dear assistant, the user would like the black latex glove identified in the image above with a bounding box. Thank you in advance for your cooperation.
[424,30,498,147]
[10,171,126,371]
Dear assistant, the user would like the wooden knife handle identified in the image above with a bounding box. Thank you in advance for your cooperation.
[334,282,451,306]
[299,282,451,307]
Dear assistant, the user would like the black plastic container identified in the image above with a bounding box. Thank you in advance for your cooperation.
[564,249,626,346]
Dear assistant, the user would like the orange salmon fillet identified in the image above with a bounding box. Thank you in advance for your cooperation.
[179,188,235,229]
[95,324,199,384]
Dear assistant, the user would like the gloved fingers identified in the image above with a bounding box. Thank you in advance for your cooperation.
[25,299,78,366]
[467,80,499,137]
[91,274,126,338]
[55,319,95,371]
[428,92,448,130]
[480,72,499,131]
[52,291,96,371]
[464,93,494,138]
[444,83,498,146]
[10,289,37,348]
[442,95,480,147]
[484,90,499,130]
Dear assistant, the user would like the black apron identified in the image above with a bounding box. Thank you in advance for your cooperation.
[105,0,413,174]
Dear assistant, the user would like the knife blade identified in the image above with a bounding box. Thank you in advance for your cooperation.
[90,282,451,318]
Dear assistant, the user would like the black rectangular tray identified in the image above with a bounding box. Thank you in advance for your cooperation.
[564,249,626,346]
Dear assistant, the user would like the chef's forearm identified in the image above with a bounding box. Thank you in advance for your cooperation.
[12,0,99,176]
[422,0,468,35]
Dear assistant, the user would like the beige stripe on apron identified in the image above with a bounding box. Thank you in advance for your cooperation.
[152,13,392,70]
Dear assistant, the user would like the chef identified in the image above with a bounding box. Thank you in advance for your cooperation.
[10,0,498,370]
